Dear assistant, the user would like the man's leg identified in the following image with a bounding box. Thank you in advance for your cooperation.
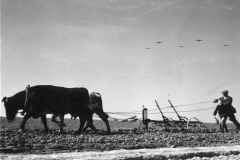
[229,114,240,130]
[219,115,223,131]
[221,116,228,133]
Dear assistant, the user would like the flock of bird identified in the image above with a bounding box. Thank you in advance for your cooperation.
[143,39,231,86]
[87,39,230,93]
[145,39,229,50]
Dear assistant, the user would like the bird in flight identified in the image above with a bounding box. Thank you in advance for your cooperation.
[179,46,184,47]
[196,39,202,42]
[156,42,162,44]
[223,45,229,47]
[145,48,150,49]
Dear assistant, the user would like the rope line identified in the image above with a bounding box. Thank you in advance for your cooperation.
[106,100,213,114]
[147,100,213,111]
[147,107,216,114]
[106,112,137,116]
[107,106,215,115]
[170,101,213,108]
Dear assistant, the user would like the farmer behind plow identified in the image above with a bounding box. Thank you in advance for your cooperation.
[213,90,240,132]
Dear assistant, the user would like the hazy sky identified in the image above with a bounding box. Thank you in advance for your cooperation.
[1,0,240,122]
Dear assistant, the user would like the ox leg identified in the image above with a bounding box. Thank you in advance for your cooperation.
[75,116,87,134]
[82,114,97,133]
[82,124,89,132]
[88,122,97,133]
[96,111,111,133]
[19,113,31,132]
[59,114,65,134]
[82,122,90,132]
[82,124,97,132]
[41,115,49,133]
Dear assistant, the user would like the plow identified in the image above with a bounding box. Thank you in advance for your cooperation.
[139,100,209,133]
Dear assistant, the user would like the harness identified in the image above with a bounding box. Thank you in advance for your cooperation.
[21,85,30,115]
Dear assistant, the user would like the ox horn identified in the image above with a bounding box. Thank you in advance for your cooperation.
[1,97,7,103]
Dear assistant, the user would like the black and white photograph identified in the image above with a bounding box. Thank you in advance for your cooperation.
[1,0,240,159]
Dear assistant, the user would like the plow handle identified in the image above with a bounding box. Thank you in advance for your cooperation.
[168,100,182,120]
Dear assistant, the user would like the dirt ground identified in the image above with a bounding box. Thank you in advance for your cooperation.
[1,117,240,159]
[1,145,240,160]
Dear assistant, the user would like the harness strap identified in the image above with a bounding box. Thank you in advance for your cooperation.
[21,85,30,115]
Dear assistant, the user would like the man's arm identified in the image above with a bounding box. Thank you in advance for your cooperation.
[213,99,218,103]
[213,106,218,116]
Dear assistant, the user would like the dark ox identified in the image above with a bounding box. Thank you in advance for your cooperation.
[52,92,111,133]
[2,85,90,134]
[82,92,111,133]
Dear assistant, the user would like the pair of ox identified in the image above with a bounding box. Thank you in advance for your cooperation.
[1,85,111,134]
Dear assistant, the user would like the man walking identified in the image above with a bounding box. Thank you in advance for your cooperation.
[213,90,240,131]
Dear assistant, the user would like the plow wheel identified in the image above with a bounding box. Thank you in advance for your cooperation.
[187,117,202,133]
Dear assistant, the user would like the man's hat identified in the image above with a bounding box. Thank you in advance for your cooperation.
[221,90,228,94]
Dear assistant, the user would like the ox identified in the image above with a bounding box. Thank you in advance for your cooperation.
[82,92,111,133]
[2,85,90,134]
[52,92,111,133]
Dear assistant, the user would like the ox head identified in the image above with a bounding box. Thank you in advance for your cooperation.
[2,97,19,123]
[89,92,103,111]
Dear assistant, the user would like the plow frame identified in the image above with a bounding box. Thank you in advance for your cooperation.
[139,100,209,133]
[168,100,209,133]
